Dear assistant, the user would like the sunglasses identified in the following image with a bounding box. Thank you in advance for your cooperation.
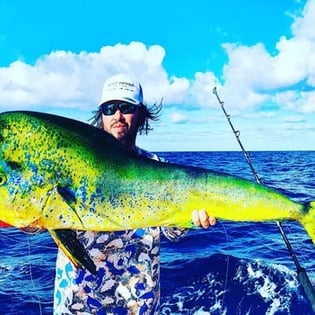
[101,102,138,116]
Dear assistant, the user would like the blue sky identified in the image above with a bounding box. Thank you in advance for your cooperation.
[0,0,314,151]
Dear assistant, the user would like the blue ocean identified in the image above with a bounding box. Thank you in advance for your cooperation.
[0,151,314,315]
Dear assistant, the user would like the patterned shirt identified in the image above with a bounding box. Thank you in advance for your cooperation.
[53,148,187,315]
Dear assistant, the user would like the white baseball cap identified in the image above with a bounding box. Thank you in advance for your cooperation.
[99,74,144,106]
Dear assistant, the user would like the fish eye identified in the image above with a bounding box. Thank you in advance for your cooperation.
[0,173,7,185]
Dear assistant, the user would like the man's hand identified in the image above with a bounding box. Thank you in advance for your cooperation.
[192,210,217,229]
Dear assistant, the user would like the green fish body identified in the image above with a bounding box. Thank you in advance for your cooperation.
[0,111,314,272]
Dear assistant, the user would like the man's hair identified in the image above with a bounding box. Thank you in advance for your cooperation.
[90,101,163,135]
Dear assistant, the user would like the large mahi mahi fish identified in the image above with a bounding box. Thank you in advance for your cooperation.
[0,111,314,273]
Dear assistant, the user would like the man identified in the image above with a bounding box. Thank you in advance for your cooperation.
[54,74,216,315]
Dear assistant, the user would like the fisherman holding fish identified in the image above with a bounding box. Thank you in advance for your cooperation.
[53,74,216,315]
[1,75,315,313]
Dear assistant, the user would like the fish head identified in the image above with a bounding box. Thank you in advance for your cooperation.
[0,157,55,228]
[0,111,84,229]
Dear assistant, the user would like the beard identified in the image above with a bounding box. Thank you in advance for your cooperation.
[110,122,137,149]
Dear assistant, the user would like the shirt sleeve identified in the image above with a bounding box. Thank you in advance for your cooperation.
[161,227,189,242]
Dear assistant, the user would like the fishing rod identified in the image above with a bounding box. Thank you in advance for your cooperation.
[212,87,315,313]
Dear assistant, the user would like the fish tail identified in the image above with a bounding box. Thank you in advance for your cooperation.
[300,201,315,244]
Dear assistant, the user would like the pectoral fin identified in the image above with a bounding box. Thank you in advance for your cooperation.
[49,229,97,275]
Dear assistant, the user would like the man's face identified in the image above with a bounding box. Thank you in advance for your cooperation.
[101,102,140,145]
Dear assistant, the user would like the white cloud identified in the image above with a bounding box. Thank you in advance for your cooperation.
[0,42,171,113]
[282,115,305,123]
[274,89,315,113]
[191,72,221,107]
[0,0,314,151]
[291,0,315,40]
[163,76,190,105]
[169,112,189,124]
[215,0,315,114]
[274,36,315,85]
[2,9,315,118]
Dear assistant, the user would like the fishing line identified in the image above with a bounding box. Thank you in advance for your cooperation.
[26,234,43,315]
[212,87,315,313]
[281,221,315,276]
[218,221,230,300]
